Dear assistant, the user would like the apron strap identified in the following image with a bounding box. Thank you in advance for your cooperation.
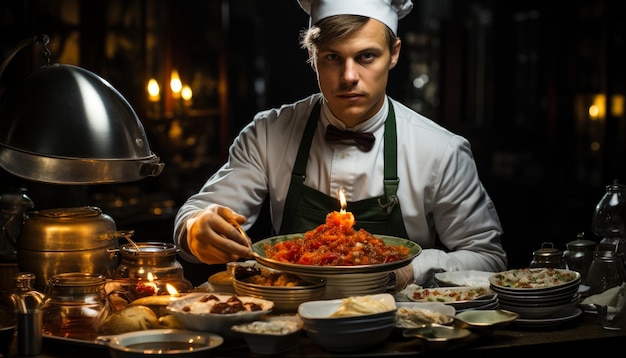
[280,100,322,228]
[379,102,400,215]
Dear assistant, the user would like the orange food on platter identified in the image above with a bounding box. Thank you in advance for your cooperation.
[264,211,410,266]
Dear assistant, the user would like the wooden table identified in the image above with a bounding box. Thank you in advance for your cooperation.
[7,310,625,357]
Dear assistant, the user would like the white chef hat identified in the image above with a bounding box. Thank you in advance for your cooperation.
[297,0,413,35]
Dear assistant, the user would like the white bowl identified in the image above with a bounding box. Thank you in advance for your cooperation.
[298,293,396,319]
[231,315,303,355]
[304,322,395,352]
[297,294,397,352]
[395,302,456,328]
[103,329,223,357]
[166,293,274,336]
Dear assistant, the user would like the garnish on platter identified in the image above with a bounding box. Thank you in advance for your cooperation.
[489,267,579,289]
[264,188,410,266]
[409,286,492,303]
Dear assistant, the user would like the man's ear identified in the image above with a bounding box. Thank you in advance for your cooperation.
[389,39,401,70]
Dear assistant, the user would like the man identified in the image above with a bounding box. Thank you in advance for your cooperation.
[174,0,507,289]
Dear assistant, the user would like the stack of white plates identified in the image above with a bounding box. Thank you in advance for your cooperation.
[406,285,499,312]
[233,277,326,313]
[315,272,390,299]
[489,268,581,319]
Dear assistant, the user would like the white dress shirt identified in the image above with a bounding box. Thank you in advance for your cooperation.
[174,93,507,285]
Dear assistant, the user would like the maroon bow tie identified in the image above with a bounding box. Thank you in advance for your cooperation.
[325,125,375,151]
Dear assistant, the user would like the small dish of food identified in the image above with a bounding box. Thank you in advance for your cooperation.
[231,315,303,355]
[453,309,519,330]
[395,302,455,328]
[166,293,274,336]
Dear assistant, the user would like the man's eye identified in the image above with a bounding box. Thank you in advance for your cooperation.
[359,53,375,62]
[325,54,340,61]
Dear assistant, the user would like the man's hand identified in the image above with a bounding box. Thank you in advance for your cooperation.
[185,204,254,265]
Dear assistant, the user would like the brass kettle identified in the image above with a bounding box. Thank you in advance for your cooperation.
[15,206,129,289]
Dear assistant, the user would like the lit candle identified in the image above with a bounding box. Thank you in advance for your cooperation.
[170,69,182,99]
[167,283,181,303]
[145,272,159,295]
[147,78,160,102]
[129,284,180,307]
[338,187,347,214]
[181,84,192,107]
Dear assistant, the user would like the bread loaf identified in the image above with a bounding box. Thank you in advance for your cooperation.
[98,305,159,335]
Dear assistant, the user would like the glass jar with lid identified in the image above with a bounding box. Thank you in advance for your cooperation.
[41,272,110,341]
[111,242,193,303]
[592,180,626,238]
[529,242,566,269]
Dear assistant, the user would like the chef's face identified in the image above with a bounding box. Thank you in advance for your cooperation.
[312,18,401,127]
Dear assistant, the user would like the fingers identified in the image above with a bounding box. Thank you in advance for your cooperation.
[186,205,253,265]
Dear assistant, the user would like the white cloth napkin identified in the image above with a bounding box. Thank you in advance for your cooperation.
[581,282,626,315]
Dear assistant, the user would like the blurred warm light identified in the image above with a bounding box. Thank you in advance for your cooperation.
[169,119,183,140]
[170,69,182,98]
[588,94,606,120]
[147,78,160,102]
[591,141,601,151]
[181,84,193,102]
[611,94,624,117]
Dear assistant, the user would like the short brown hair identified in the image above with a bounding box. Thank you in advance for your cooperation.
[300,14,397,61]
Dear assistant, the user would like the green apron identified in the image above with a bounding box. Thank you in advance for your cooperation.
[279,99,409,238]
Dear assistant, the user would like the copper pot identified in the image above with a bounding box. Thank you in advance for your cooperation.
[16,206,127,289]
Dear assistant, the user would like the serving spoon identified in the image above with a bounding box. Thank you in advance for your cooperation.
[229,218,254,254]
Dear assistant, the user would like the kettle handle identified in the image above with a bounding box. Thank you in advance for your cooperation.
[2,214,20,248]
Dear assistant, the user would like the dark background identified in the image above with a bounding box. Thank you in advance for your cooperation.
[1,0,625,285]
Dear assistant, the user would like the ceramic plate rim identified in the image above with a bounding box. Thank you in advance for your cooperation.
[434,270,494,287]
[406,286,493,304]
[252,234,421,275]
[512,307,582,327]
[488,268,581,291]
[402,325,472,342]
[106,329,224,353]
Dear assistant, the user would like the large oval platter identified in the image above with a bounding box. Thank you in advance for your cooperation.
[252,234,421,275]
[488,268,580,293]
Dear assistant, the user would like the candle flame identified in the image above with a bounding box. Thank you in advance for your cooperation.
[144,272,159,295]
[166,283,180,297]
[338,187,346,213]
[181,85,193,101]
[147,78,160,102]
[170,69,182,98]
